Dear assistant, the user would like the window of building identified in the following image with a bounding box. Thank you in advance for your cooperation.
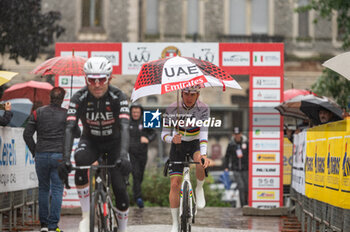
[251,0,268,34]
[298,0,309,38]
[229,0,246,35]
[228,0,269,35]
[187,0,198,35]
[146,0,159,34]
[82,0,102,29]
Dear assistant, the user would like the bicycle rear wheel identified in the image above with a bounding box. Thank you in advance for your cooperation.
[90,192,107,232]
[180,182,191,232]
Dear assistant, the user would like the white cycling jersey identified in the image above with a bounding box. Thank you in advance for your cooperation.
[161,100,209,155]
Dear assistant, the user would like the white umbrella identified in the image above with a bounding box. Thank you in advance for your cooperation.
[323,52,350,80]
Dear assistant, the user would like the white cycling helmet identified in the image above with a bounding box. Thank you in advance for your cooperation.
[181,85,201,93]
[83,57,113,79]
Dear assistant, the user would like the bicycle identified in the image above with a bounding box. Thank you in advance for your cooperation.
[70,154,122,232]
[164,153,208,232]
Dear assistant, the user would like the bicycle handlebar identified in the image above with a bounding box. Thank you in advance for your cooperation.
[64,160,123,189]
[71,159,122,170]
[163,158,208,177]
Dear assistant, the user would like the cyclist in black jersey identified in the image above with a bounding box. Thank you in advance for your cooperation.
[58,57,131,232]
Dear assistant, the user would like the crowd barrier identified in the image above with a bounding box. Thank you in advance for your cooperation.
[291,118,350,231]
[0,127,39,231]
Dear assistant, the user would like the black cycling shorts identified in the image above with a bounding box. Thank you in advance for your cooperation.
[169,139,200,177]
[74,138,129,211]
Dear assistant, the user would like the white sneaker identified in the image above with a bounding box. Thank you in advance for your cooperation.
[78,211,89,232]
[196,186,206,209]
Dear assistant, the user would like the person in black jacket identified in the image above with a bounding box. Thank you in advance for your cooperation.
[0,101,13,126]
[129,103,156,208]
[224,127,249,207]
[23,87,66,232]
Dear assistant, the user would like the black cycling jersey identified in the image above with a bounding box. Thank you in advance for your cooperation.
[63,85,130,161]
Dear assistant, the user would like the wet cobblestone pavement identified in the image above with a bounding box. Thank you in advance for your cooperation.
[57,207,284,232]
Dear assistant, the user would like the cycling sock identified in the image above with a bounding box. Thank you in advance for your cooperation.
[116,208,128,232]
[170,207,179,231]
[77,186,90,212]
[196,179,204,188]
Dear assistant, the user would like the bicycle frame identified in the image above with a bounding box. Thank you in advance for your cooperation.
[167,154,200,232]
[72,156,119,232]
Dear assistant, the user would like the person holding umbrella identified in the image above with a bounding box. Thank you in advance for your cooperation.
[57,57,132,232]
[161,85,210,232]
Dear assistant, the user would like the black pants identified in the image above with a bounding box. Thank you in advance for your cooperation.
[233,170,249,207]
[74,138,129,211]
[130,152,147,200]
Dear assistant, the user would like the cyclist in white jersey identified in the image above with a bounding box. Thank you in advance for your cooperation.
[161,85,210,232]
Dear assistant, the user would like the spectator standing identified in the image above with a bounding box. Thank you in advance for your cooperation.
[224,127,249,207]
[129,103,156,208]
[0,101,13,126]
[23,87,66,232]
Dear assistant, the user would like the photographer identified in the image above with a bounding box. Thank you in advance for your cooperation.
[0,102,13,126]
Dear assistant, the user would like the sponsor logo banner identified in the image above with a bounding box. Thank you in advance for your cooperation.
[252,202,280,209]
[0,127,38,193]
[253,190,280,201]
[253,76,281,88]
[252,127,280,139]
[253,177,280,188]
[253,89,280,101]
[222,51,250,66]
[252,139,280,151]
[122,43,219,75]
[252,101,279,113]
[253,52,281,66]
[252,114,280,126]
[59,76,86,88]
[253,164,280,176]
[253,152,280,163]
[91,51,120,66]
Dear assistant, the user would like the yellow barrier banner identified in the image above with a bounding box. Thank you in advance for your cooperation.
[340,119,350,209]
[325,121,345,206]
[305,128,316,199]
[283,137,293,185]
[302,118,350,209]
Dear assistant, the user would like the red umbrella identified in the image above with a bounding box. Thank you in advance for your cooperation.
[31,54,87,97]
[1,80,53,110]
[31,55,87,76]
[284,89,312,102]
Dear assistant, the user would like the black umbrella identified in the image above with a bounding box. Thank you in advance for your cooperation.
[300,96,343,126]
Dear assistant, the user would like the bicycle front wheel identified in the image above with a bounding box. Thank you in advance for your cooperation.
[181,181,191,232]
[105,194,118,232]
[90,192,107,232]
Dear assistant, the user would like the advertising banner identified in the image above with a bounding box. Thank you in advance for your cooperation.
[122,43,219,75]
[291,131,307,195]
[0,127,38,193]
